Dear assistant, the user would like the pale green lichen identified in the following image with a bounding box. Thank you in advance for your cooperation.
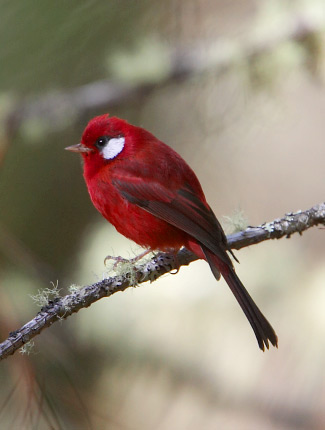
[104,258,138,287]
[19,341,35,356]
[68,284,82,294]
[103,251,155,287]
[223,209,248,234]
[30,281,61,308]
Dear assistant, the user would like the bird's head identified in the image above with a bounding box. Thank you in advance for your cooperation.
[65,114,132,161]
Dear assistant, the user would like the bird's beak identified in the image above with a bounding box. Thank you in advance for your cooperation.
[65,143,93,153]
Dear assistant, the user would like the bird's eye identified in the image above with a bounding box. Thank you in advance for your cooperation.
[97,134,125,160]
[95,136,109,149]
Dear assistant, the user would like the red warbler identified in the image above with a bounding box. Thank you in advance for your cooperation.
[66,114,278,350]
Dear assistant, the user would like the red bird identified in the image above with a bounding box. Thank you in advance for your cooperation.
[66,114,278,351]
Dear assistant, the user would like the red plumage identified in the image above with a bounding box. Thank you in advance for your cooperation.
[66,114,278,350]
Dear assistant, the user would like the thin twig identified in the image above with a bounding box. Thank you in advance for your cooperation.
[0,202,324,361]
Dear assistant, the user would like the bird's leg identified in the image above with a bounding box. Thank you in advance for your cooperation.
[104,254,128,268]
[104,249,152,268]
[127,249,153,264]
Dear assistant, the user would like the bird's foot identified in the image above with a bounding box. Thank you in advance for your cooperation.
[104,255,128,269]
[104,249,152,268]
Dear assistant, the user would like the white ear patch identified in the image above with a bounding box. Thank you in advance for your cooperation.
[101,137,125,160]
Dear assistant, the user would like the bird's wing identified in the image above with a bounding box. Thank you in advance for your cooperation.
[111,169,231,265]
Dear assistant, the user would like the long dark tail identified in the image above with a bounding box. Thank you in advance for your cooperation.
[203,248,278,351]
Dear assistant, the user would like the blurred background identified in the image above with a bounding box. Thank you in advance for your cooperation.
[0,0,325,428]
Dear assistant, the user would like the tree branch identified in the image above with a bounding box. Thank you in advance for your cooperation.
[0,202,324,361]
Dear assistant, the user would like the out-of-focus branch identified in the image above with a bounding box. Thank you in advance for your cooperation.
[0,202,324,361]
[4,10,325,136]
[228,203,325,249]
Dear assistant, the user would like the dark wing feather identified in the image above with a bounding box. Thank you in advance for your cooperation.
[112,176,232,266]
